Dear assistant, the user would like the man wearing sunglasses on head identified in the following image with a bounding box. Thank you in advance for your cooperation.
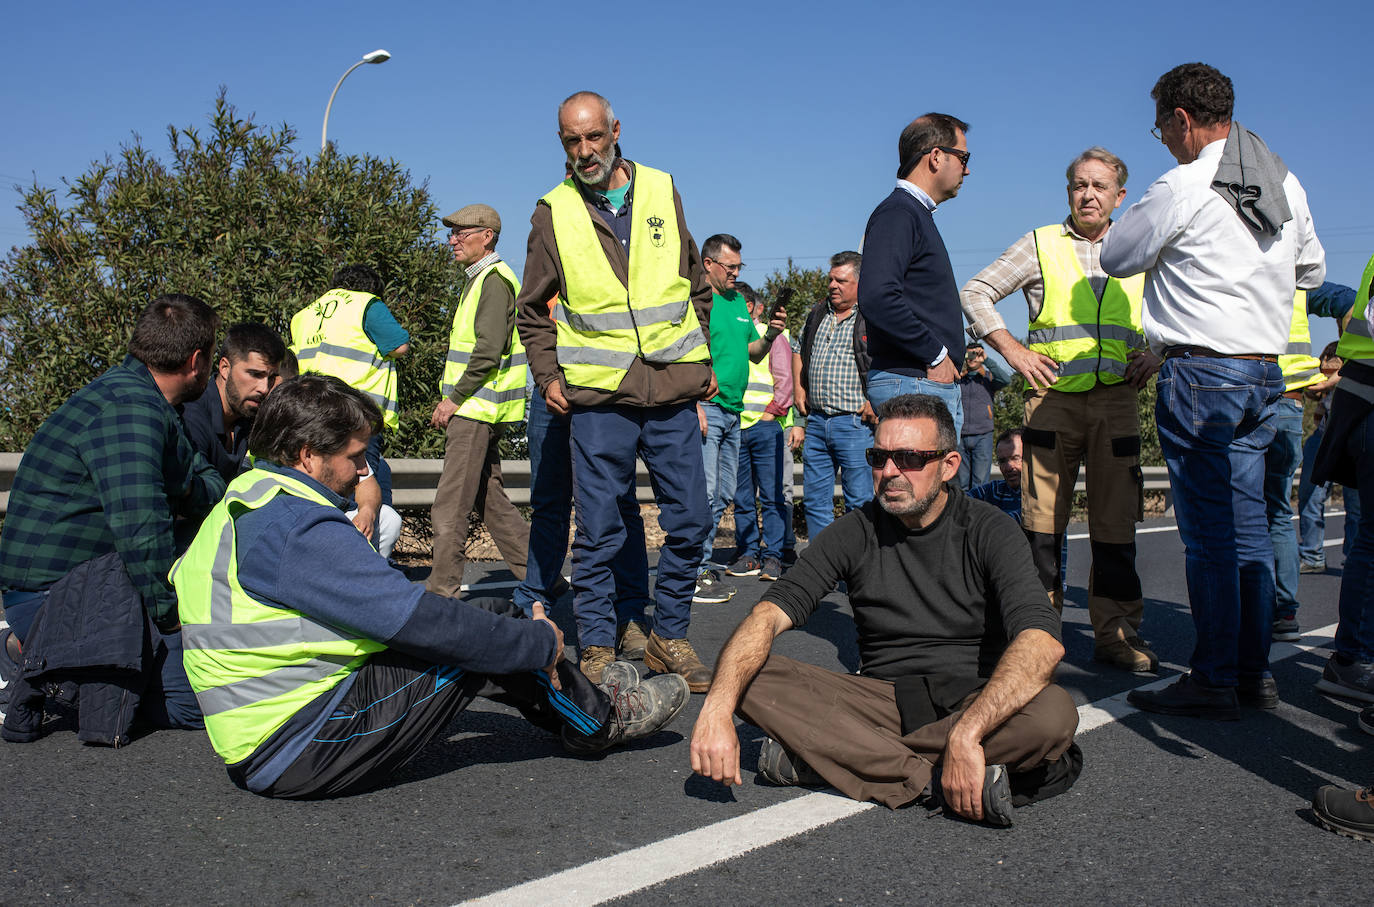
[690,394,1080,826]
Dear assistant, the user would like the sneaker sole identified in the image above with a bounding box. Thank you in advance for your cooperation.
[1315,678,1374,704]
[1313,812,1374,842]
[643,651,712,693]
[726,567,761,577]
[692,592,734,604]
[1271,630,1302,642]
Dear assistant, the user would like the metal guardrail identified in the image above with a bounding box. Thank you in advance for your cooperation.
[1,451,1186,515]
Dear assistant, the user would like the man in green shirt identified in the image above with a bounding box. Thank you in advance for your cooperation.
[694,233,784,603]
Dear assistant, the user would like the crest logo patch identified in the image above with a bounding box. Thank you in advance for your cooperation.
[646,216,665,248]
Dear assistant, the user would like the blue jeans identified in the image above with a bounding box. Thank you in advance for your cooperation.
[1297,425,1329,567]
[1264,398,1304,619]
[1335,404,1374,662]
[513,388,648,631]
[958,431,995,490]
[866,369,964,443]
[570,402,707,645]
[1155,356,1283,687]
[700,401,740,569]
[1344,486,1361,558]
[802,411,874,535]
[733,420,786,560]
[1,588,201,730]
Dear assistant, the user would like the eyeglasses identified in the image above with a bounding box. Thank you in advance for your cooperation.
[865,447,950,470]
[937,146,971,168]
[450,227,488,240]
[706,258,745,274]
[1150,112,1174,142]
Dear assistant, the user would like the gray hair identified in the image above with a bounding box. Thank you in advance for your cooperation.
[829,250,862,279]
[1066,147,1128,190]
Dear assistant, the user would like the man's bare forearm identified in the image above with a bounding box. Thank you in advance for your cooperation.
[948,629,1063,746]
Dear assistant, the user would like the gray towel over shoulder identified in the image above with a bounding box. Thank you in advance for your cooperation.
[1211,122,1292,237]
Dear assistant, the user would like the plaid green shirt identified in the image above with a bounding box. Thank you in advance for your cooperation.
[0,355,225,629]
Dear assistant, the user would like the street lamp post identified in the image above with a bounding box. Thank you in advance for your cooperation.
[321,49,391,153]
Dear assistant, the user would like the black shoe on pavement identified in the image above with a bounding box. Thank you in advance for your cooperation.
[1271,615,1301,643]
[1127,673,1241,720]
[756,737,826,787]
[1237,675,1280,709]
[562,662,689,755]
[692,569,735,604]
[1359,706,1374,737]
[759,556,783,581]
[1314,653,1374,703]
[1312,784,1374,842]
[726,555,761,577]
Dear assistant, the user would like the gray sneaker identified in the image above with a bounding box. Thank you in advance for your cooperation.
[759,556,784,581]
[692,569,735,604]
[757,737,825,787]
[1314,654,1374,703]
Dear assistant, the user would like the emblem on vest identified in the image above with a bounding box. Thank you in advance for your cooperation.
[646,216,665,248]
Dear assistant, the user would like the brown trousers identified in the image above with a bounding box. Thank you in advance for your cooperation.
[1023,382,1145,644]
[426,416,529,597]
[737,655,1078,809]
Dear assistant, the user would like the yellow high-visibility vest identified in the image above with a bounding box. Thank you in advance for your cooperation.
[290,290,399,429]
[741,330,791,430]
[542,163,708,392]
[441,260,527,423]
[1280,290,1322,393]
[1336,254,1374,368]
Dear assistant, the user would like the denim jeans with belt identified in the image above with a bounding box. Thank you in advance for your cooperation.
[802,411,874,536]
[1155,355,1283,687]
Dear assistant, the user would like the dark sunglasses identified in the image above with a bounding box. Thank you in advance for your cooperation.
[865,447,949,470]
[937,146,971,168]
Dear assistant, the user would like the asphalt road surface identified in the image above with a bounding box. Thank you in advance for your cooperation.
[1,509,1367,905]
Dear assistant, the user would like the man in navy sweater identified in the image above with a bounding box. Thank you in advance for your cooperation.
[858,113,972,440]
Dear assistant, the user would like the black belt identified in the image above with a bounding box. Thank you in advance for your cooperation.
[1163,345,1278,362]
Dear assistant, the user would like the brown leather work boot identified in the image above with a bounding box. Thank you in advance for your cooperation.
[617,620,649,661]
[579,644,617,684]
[644,632,713,693]
[1094,636,1159,673]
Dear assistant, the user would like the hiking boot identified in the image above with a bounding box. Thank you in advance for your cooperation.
[1314,653,1374,703]
[692,569,735,604]
[1359,706,1374,737]
[644,632,713,693]
[1093,636,1159,673]
[1299,560,1326,574]
[726,555,761,577]
[617,620,649,661]
[1311,784,1374,842]
[578,644,616,684]
[562,662,690,755]
[759,556,783,582]
[1237,675,1280,709]
[1271,615,1301,643]
[756,737,825,787]
[1127,673,1240,720]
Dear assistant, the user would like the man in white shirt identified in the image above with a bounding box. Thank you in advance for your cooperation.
[1100,63,1325,719]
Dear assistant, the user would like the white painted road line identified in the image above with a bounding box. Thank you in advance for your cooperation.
[460,624,1339,907]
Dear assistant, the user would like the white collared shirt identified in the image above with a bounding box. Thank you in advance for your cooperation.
[1100,139,1326,355]
[896,179,937,212]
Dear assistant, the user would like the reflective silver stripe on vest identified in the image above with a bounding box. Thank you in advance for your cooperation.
[364,390,399,414]
[446,350,471,365]
[552,299,691,333]
[1055,357,1128,378]
[1286,341,1313,356]
[295,342,379,366]
[1027,324,1146,347]
[1286,366,1320,384]
[508,351,528,367]
[196,476,287,624]
[469,385,527,405]
[192,656,358,717]
[446,350,526,370]
[1347,316,1372,339]
[643,326,708,363]
[744,381,773,394]
[558,346,638,369]
[182,615,366,652]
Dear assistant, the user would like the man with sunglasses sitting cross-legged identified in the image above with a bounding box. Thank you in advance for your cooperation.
[690,393,1081,826]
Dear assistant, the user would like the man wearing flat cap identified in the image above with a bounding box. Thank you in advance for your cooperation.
[426,203,531,596]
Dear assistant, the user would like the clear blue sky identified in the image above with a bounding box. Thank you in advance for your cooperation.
[3,0,1370,351]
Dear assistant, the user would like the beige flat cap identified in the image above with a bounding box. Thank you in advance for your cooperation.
[442,203,501,232]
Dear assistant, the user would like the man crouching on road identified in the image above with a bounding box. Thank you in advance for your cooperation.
[171,375,688,799]
[690,394,1080,825]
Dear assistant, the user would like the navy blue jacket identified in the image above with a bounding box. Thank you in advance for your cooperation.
[857,189,965,376]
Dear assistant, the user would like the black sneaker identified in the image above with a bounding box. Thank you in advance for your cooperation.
[1271,615,1301,643]
[921,763,1015,826]
[562,662,689,755]
[1312,784,1374,842]
[0,629,18,720]
[1127,673,1240,720]
[1314,654,1374,703]
[759,556,783,581]
[756,737,825,787]
[692,569,735,604]
[726,555,761,577]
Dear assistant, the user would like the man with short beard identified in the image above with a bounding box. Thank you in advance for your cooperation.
[690,394,1079,826]
[516,91,716,691]
[182,323,286,484]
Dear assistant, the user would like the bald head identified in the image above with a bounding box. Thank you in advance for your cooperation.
[558,91,615,132]
[558,91,622,188]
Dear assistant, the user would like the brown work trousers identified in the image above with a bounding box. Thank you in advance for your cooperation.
[1023,382,1144,643]
[426,416,529,597]
[737,655,1079,809]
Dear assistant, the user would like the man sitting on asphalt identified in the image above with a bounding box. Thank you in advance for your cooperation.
[171,375,688,799]
[690,394,1080,825]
